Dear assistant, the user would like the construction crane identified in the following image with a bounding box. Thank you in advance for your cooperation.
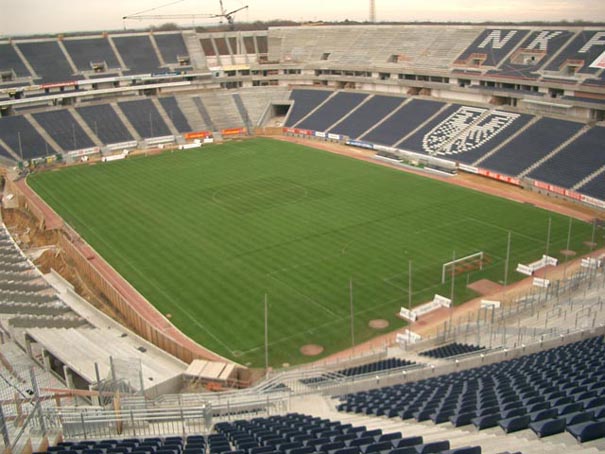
[122,0,249,29]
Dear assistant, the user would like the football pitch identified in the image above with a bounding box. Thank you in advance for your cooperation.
[28,138,600,367]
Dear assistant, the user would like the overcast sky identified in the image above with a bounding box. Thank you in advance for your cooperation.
[1,0,605,36]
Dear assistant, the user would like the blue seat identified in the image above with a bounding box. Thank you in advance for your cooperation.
[567,420,605,442]
[333,448,359,454]
[360,430,381,439]
[415,440,450,453]
[501,408,526,419]
[361,442,391,454]
[322,443,346,454]
[277,443,302,453]
[332,434,356,443]
[499,415,530,433]
[347,438,374,448]
[441,447,481,454]
[526,402,550,413]
[392,437,422,449]
[388,449,416,454]
[289,448,314,454]
[564,411,595,426]
[529,408,558,422]
[529,418,567,438]
[555,403,583,416]
[449,412,475,427]
[582,396,605,409]
[377,433,401,443]
[251,448,275,454]
[471,413,500,430]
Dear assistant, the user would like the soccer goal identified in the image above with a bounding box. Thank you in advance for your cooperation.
[442,251,484,283]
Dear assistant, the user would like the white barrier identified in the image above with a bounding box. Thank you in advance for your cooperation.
[399,294,451,322]
[68,146,99,158]
[480,299,501,309]
[432,294,452,308]
[399,307,417,322]
[102,154,126,163]
[516,264,534,276]
[106,140,137,151]
[533,277,550,288]
[396,329,422,345]
[178,143,199,150]
[145,135,175,146]
[517,255,558,276]
[581,257,602,269]
[203,138,214,144]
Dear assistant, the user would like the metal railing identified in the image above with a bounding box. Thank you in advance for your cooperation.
[2,261,604,448]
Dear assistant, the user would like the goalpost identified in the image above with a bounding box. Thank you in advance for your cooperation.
[442,251,484,284]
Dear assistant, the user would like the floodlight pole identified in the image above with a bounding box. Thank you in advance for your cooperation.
[349,278,355,347]
[545,217,551,256]
[264,293,269,377]
[408,260,412,312]
[566,217,572,262]
[17,131,24,161]
[449,251,455,338]
[504,231,512,287]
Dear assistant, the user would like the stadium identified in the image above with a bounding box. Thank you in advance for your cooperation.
[1,2,605,453]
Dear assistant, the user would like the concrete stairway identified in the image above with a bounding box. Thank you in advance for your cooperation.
[183,31,208,70]
[68,107,103,147]
[110,102,142,141]
[23,114,63,154]
[176,96,210,132]
[151,98,180,137]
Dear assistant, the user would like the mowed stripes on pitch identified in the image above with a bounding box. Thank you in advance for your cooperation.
[28,138,599,366]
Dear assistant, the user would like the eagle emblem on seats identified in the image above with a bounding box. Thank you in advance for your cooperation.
[423,107,519,156]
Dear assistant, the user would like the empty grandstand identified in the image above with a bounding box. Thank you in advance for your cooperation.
[2,21,605,454]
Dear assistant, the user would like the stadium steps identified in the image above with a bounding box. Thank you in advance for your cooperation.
[573,164,605,191]
[324,94,375,134]
[302,398,603,454]
[182,31,208,69]
[358,98,411,141]
[110,102,142,141]
[193,96,216,131]
[57,40,79,76]
[68,107,103,147]
[10,42,37,79]
[291,90,339,129]
[0,138,20,161]
[106,36,128,71]
[22,113,63,154]
[237,88,291,127]
[151,98,181,138]
[473,115,542,167]
[518,124,591,178]
[176,96,210,132]
[393,102,452,148]
[148,34,166,67]
[8,314,87,329]
[232,93,252,132]
[201,92,244,131]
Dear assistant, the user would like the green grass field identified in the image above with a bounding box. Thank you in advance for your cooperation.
[28,138,601,367]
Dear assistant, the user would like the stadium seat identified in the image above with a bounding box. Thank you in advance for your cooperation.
[567,420,605,442]
[529,418,567,438]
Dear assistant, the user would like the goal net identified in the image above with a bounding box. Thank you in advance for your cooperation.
[442,251,484,283]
